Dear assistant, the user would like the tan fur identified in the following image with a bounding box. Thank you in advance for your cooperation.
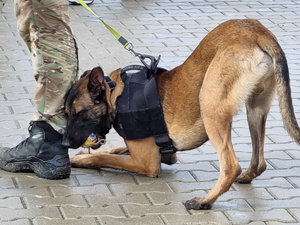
[69,19,300,210]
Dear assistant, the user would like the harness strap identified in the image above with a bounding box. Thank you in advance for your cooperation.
[122,65,145,73]
[155,134,177,154]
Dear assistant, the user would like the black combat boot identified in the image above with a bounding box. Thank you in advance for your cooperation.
[0,122,70,179]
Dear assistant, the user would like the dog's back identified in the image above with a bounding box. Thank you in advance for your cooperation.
[157,19,300,150]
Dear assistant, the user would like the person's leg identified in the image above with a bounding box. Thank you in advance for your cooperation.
[16,0,78,133]
[0,0,78,179]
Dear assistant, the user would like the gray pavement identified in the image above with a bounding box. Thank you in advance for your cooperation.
[0,0,300,224]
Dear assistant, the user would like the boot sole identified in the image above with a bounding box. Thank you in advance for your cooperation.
[0,155,71,180]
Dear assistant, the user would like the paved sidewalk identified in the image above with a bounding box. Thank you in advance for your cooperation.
[0,0,300,224]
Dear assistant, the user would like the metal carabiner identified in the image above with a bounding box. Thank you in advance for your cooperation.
[125,42,160,70]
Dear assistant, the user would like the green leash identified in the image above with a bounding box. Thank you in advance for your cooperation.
[76,0,160,68]
[76,0,132,51]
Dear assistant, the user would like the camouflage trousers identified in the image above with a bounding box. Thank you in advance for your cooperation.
[15,0,78,134]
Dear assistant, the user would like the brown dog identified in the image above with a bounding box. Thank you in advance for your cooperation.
[62,19,300,210]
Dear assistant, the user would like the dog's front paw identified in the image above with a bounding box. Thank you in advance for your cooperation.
[185,197,212,210]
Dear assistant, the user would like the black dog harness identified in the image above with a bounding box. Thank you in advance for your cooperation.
[107,59,177,154]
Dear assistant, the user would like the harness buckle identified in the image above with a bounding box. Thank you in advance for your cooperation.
[155,135,177,154]
[159,145,177,154]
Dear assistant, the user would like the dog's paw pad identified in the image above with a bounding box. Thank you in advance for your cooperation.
[185,197,212,210]
[235,171,254,184]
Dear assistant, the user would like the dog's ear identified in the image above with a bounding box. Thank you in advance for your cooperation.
[80,70,90,79]
[88,66,106,102]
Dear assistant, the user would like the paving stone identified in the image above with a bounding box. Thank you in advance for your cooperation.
[177,152,219,163]
[191,171,221,182]
[163,212,231,225]
[233,177,294,190]
[259,167,300,179]
[110,183,173,195]
[227,209,296,224]
[0,99,33,107]
[267,159,300,169]
[288,208,300,222]
[0,197,24,209]
[267,222,300,225]
[0,206,61,220]
[248,222,266,225]
[123,202,189,217]
[0,120,18,129]
[218,188,274,201]
[0,135,25,148]
[74,171,136,185]
[268,187,300,199]
[99,215,163,225]
[288,177,300,188]
[25,195,88,208]
[61,204,125,219]
[0,219,32,225]
[87,192,150,206]
[201,199,253,211]
[13,175,76,188]
[51,184,112,197]
[135,171,196,183]
[147,190,206,205]
[168,181,216,193]
[0,186,50,198]
[33,218,98,225]
[0,106,11,115]
[247,198,300,210]
[0,176,15,188]
[0,127,29,137]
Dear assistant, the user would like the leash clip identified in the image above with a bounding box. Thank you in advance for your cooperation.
[125,42,135,55]
[126,43,161,72]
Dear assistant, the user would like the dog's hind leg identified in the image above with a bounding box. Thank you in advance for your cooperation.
[185,111,242,210]
[185,86,242,209]
[185,54,253,210]
[236,79,276,183]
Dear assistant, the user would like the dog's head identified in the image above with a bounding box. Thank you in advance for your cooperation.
[62,66,124,149]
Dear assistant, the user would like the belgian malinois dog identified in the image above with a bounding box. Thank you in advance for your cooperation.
[62,19,300,210]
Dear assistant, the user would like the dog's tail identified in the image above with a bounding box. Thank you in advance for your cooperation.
[258,34,300,144]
